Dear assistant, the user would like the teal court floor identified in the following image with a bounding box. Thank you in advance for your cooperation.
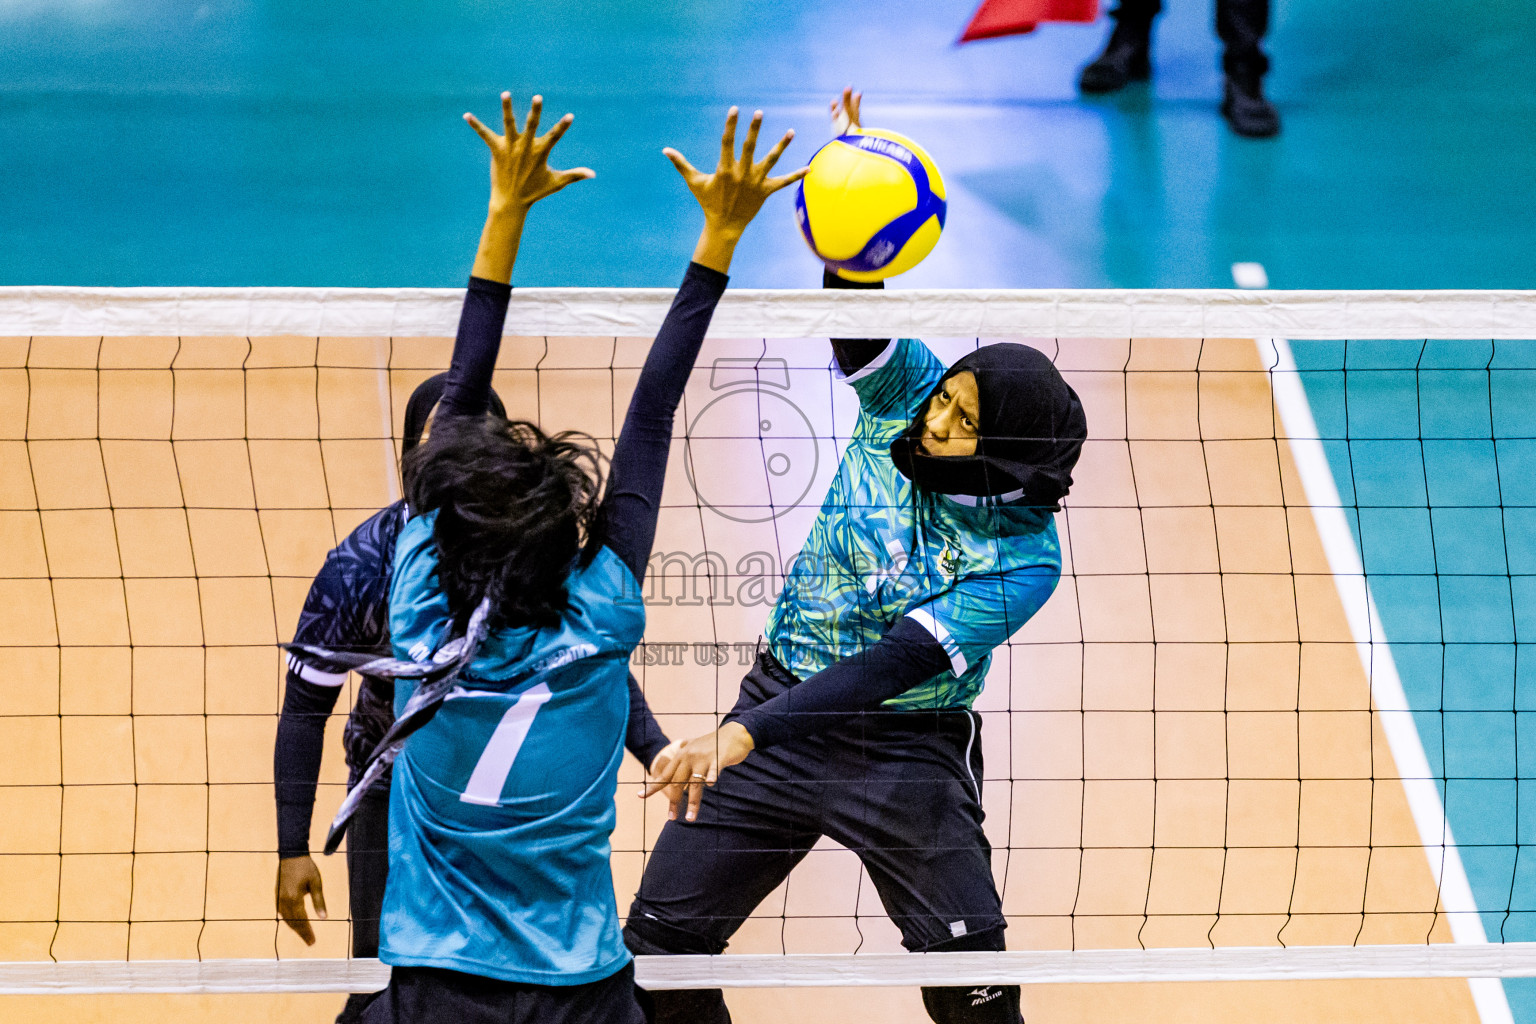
[1,0,1533,288]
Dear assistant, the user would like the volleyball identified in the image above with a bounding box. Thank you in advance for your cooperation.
[794,128,947,281]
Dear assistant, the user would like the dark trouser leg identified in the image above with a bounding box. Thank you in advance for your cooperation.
[1079,0,1161,93]
[625,771,819,1024]
[338,793,391,1024]
[1111,0,1161,31]
[823,711,1022,1024]
[1216,0,1270,76]
[1216,0,1279,135]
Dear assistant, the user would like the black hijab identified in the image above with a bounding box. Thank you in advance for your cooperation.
[401,373,508,455]
[889,343,1087,510]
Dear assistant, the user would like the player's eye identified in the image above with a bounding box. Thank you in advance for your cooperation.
[962,416,974,431]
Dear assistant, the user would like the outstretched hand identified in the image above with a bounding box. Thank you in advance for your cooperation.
[465,92,595,214]
[641,722,755,822]
[831,86,863,135]
[664,107,806,273]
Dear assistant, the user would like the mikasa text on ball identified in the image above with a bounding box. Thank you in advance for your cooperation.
[795,128,947,281]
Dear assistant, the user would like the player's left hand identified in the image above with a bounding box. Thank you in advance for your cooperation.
[641,722,755,822]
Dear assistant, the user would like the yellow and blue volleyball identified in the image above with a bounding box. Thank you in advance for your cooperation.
[795,128,947,282]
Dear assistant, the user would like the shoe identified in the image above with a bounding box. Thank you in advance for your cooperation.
[1221,72,1281,137]
[1078,24,1152,94]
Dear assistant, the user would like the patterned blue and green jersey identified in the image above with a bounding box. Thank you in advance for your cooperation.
[765,337,1062,711]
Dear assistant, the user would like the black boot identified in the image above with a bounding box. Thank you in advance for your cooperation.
[1078,20,1152,94]
[1221,69,1280,137]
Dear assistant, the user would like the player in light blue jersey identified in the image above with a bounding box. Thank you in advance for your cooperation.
[628,91,1089,1024]
[311,93,806,1024]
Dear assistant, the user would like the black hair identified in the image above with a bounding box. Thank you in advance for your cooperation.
[402,414,604,633]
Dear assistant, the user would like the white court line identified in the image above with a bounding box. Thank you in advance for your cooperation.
[1241,258,1513,1023]
[8,946,1536,994]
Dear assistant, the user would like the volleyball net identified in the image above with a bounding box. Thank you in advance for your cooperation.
[1,287,1534,1013]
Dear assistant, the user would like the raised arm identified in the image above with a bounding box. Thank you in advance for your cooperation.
[437,93,595,421]
[598,107,806,580]
[817,89,891,376]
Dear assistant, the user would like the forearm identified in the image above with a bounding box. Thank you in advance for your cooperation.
[625,674,670,768]
[691,223,743,275]
[824,268,889,376]
[470,205,527,285]
[274,674,343,858]
[731,617,952,749]
[599,260,729,578]
[436,275,513,419]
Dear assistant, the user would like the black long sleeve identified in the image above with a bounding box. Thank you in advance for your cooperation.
[731,616,953,750]
[625,674,670,769]
[274,675,344,858]
[437,275,514,419]
[824,268,890,377]
[599,261,729,581]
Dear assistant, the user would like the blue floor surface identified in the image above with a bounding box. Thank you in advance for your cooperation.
[1294,338,1536,1016]
[1,0,1532,288]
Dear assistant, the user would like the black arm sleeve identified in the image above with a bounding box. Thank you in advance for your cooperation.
[824,268,890,377]
[599,261,729,580]
[625,673,670,768]
[730,616,953,750]
[274,675,344,858]
[437,276,514,419]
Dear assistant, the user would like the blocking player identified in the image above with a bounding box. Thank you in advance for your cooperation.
[316,96,803,1023]
[271,96,673,1022]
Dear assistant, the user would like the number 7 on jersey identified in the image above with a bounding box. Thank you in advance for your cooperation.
[460,683,553,806]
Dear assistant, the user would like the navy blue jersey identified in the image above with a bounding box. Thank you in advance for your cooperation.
[289,501,409,779]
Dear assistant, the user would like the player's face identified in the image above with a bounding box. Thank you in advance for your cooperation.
[919,370,979,457]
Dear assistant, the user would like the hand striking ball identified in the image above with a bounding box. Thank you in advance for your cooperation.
[794,128,946,281]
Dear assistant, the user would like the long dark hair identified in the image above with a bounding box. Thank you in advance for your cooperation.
[402,414,604,632]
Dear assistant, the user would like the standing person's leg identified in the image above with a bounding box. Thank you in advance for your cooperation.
[1078,0,1161,94]
[1217,0,1281,135]
[824,710,1023,1024]
[337,791,391,1024]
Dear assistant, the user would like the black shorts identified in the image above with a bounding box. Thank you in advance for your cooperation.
[626,651,1004,955]
[359,962,647,1024]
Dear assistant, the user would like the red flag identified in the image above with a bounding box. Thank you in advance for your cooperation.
[958,0,1099,42]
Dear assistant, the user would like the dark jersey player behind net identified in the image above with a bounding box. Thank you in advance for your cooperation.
[630,91,1089,1024]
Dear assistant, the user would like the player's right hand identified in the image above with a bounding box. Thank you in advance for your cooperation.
[276,854,328,946]
[831,86,863,135]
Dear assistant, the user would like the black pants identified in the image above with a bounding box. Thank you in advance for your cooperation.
[1113,0,1270,76]
[337,792,391,1024]
[359,963,647,1024]
[624,654,1021,1024]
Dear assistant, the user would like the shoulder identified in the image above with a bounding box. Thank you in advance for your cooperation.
[331,501,409,572]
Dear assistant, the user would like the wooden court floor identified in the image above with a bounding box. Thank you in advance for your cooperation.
[0,332,1483,1021]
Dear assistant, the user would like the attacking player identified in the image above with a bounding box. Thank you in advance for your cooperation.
[289,93,804,1023]
[629,90,1088,1024]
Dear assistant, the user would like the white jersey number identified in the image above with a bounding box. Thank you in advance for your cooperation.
[458,683,553,806]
